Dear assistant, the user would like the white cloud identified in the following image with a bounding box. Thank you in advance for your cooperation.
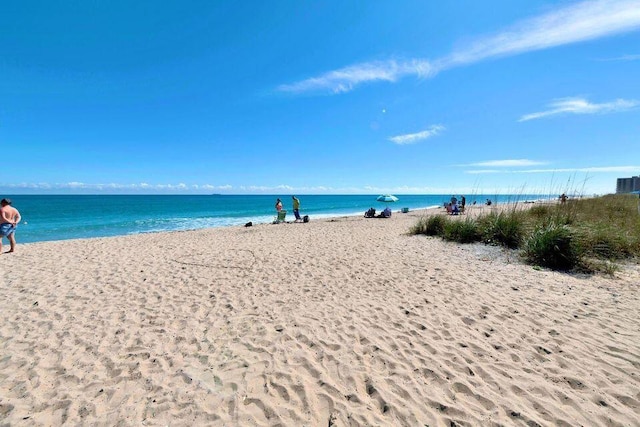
[519,97,639,121]
[466,165,640,174]
[0,181,450,195]
[279,0,640,94]
[597,53,640,61]
[468,159,548,167]
[389,125,445,145]
[466,169,502,174]
[17,179,600,196]
[443,0,640,67]
[0,182,237,193]
[278,59,436,94]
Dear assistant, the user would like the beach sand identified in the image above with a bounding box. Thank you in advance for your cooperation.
[1,206,639,426]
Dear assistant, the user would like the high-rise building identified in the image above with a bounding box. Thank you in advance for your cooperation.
[616,175,640,193]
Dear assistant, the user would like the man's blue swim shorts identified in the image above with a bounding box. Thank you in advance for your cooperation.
[0,223,15,237]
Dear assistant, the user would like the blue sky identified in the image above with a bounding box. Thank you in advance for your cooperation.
[1,0,639,195]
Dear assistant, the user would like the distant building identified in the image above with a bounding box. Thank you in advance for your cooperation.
[616,175,640,193]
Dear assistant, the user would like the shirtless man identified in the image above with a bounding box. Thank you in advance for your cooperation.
[1,198,21,253]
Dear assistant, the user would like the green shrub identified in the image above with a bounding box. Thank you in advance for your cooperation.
[408,215,448,236]
[409,194,639,275]
[408,217,427,235]
[577,226,633,260]
[424,215,447,236]
[443,218,481,243]
[523,223,580,270]
[528,205,551,219]
[479,212,524,248]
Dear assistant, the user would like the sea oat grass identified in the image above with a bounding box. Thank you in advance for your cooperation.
[478,211,525,248]
[408,215,447,236]
[522,223,580,270]
[410,194,639,273]
[443,218,481,243]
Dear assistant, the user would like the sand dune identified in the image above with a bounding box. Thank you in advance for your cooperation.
[1,207,639,426]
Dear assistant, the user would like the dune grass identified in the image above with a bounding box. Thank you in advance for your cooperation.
[410,194,640,273]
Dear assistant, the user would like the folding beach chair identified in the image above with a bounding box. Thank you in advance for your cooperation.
[274,210,287,223]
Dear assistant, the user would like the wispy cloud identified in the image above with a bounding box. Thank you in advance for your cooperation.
[277,59,436,94]
[467,165,640,174]
[0,181,467,195]
[442,0,640,67]
[0,182,231,193]
[467,159,548,167]
[596,53,640,61]
[278,0,640,94]
[519,97,639,121]
[389,125,445,145]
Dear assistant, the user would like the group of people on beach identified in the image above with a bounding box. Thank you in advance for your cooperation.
[275,196,303,222]
[445,195,466,215]
[0,198,21,254]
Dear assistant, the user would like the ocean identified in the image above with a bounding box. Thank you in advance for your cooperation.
[3,194,548,244]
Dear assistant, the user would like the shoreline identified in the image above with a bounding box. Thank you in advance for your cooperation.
[3,202,637,425]
[10,197,546,247]
[7,194,555,245]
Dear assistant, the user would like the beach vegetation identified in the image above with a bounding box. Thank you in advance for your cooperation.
[522,223,580,270]
[477,211,525,248]
[409,194,640,274]
[409,215,447,236]
[442,218,481,243]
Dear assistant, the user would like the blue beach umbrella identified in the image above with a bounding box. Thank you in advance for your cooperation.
[376,194,399,203]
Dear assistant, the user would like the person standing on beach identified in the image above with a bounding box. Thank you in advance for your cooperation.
[1,198,21,253]
[292,196,301,222]
[275,198,283,212]
[461,195,466,209]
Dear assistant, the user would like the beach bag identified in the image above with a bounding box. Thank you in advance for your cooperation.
[303,215,309,223]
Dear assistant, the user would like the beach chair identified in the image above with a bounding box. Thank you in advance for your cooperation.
[445,203,453,215]
[274,210,287,223]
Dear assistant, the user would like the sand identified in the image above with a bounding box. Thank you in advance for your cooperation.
[1,206,639,426]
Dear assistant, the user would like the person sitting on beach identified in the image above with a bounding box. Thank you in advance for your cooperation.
[275,198,283,212]
[451,202,460,215]
[378,207,392,218]
[1,198,21,253]
[445,203,453,214]
[364,207,376,218]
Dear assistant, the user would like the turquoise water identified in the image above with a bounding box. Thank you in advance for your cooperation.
[3,194,547,244]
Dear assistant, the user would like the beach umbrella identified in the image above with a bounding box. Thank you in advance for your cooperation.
[376,194,398,203]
